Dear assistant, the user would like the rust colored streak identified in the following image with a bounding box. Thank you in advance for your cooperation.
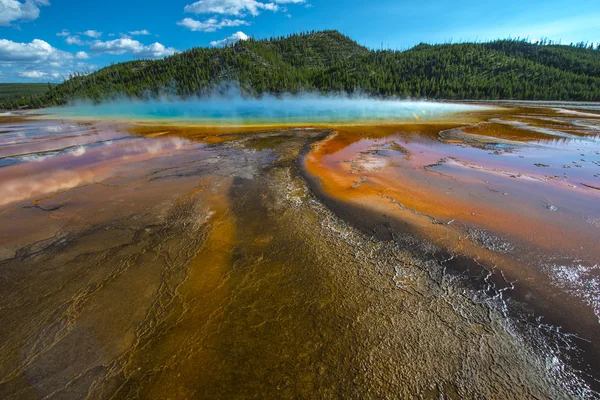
[305,120,600,264]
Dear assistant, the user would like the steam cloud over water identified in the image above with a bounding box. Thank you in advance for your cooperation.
[40,94,487,124]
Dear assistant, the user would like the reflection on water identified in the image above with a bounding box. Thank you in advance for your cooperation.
[0,122,197,206]
[0,105,599,398]
[305,106,600,392]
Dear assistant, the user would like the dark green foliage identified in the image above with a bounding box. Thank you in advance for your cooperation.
[2,30,600,110]
[0,83,55,109]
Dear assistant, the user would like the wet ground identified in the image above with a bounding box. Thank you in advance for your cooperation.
[304,105,600,395]
[0,104,599,398]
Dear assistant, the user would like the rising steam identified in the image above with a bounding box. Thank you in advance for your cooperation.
[41,88,489,124]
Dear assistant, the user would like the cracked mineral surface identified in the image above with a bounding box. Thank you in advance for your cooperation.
[1,104,599,399]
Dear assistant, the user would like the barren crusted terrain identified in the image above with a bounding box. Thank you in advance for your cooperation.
[0,126,581,399]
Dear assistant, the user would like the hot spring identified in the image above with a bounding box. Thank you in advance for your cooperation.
[37,96,488,124]
[2,100,600,398]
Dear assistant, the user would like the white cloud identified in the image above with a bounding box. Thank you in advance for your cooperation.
[177,17,248,32]
[184,0,283,17]
[210,31,249,47]
[65,35,83,45]
[56,29,70,37]
[89,38,177,58]
[0,38,72,63]
[0,39,99,82]
[129,30,151,36]
[0,0,50,26]
[180,0,305,33]
[18,70,46,78]
[0,38,97,82]
[80,30,102,38]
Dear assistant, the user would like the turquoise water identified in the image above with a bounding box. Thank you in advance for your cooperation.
[37,97,486,124]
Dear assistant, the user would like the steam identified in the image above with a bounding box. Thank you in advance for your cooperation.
[42,88,488,124]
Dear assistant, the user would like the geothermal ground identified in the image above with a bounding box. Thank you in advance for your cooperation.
[0,103,599,398]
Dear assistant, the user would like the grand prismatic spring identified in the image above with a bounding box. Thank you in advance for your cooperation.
[0,99,599,398]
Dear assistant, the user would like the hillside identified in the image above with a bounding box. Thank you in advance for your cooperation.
[0,83,55,105]
[2,30,600,110]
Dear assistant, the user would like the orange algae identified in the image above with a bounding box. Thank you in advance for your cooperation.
[1,106,599,398]
[305,109,600,258]
[304,109,600,335]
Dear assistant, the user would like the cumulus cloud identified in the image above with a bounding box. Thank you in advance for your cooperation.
[0,38,72,63]
[65,35,83,45]
[80,30,102,38]
[56,29,70,37]
[177,17,248,32]
[184,0,283,17]
[89,38,177,58]
[180,0,305,35]
[129,30,151,36]
[18,70,46,78]
[210,31,249,47]
[17,68,69,80]
[0,38,96,81]
[0,0,50,26]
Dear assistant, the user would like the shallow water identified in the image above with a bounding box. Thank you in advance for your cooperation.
[37,97,486,124]
[1,103,599,398]
[304,106,600,391]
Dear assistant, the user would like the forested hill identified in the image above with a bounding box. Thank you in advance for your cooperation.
[3,30,600,109]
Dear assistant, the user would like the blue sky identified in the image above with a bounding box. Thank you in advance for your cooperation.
[1,0,599,82]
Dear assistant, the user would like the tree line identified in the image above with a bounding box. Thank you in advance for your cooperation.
[2,30,600,110]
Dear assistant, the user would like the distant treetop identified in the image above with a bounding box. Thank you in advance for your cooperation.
[2,30,600,109]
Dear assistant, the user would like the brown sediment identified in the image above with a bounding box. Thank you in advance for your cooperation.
[0,110,598,398]
[316,130,598,250]
[0,116,30,124]
[462,121,558,142]
[302,107,600,393]
[385,140,410,154]
[305,128,596,257]
[109,176,236,399]
[438,126,534,148]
